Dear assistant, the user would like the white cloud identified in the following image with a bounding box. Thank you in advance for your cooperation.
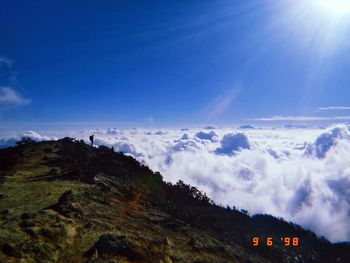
[215,133,251,155]
[94,138,145,159]
[305,124,350,158]
[106,128,121,135]
[2,126,350,242]
[170,139,200,153]
[179,133,189,140]
[0,131,54,148]
[318,106,350,110]
[252,115,350,121]
[155,130,168,135]
[0,57,13,68]
[0,58,30,109]
[239,125,255,129]
[0,87,31,106]
[195,131,218,142]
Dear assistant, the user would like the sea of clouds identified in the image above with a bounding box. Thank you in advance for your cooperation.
[1,124,350,242]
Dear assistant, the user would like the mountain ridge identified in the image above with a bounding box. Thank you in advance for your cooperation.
[0,137,349,262]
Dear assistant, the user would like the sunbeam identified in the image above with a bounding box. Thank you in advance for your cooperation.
[317,0,350,16]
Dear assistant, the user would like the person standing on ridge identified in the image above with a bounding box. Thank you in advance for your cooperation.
[89,134,94,146]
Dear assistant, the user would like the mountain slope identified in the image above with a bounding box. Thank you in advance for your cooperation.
[0,138,349,262]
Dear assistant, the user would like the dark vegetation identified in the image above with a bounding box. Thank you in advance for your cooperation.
[0,138,349,262]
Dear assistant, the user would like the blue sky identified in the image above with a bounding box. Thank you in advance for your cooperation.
[1,0,350,127]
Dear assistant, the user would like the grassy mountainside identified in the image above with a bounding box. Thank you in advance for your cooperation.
[0,138,349,262]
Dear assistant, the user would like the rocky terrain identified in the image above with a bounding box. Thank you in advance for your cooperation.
[0,138,349,262]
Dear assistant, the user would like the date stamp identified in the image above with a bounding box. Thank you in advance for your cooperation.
[252,237,299,247]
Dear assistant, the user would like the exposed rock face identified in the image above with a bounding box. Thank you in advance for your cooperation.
[85,234,144,260]
[0,138,349,262]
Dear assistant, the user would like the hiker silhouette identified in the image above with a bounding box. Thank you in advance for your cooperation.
[89,135,94,146]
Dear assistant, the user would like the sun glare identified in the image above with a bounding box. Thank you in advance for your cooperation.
[272,0,350,57]
[317,0,350,17]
